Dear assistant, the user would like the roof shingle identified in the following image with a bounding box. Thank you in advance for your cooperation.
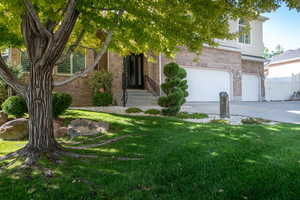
[270,48,300,64]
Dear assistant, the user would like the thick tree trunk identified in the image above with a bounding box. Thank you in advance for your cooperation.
[25,66,59,152]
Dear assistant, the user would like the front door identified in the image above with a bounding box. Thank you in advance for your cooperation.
[124,54,144,89]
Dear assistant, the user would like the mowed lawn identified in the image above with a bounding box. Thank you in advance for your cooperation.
[1,110,300,200]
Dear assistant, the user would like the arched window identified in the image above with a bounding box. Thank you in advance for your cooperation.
[239,19,251,44]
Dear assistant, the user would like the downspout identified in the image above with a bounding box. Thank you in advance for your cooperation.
[159,53,162,96]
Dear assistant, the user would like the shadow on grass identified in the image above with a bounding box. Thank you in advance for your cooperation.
[1,110,300,200]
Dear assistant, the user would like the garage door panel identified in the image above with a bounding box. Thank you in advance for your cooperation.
[242,74,259,101]
[186,68,231,102]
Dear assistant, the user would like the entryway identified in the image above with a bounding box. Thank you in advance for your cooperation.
[124,54,144,89]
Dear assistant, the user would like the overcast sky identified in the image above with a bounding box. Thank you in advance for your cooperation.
[263,4,300,51]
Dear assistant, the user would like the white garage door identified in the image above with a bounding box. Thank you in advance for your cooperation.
[242,74,260,101]
[186,68,231,102]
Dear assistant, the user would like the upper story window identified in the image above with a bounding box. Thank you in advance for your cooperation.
[57,52,85,74]
[239,19,251,44]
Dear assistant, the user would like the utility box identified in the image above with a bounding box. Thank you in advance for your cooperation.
[219,92,230,118]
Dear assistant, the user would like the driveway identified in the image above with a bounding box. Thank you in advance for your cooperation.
[184,101,300,124]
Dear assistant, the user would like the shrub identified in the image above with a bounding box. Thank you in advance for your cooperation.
[177,112,208,119]
[158,62,188,116]
[2,96,27,117]
[144,109,161,115]
[92,92,113,106]
[89,70,113,93]
[52,93,72,118]
[210,119,229,124]
[125,107,143,113]
[241,117,272,125]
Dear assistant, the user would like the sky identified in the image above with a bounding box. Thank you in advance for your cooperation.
[263,4,300,52]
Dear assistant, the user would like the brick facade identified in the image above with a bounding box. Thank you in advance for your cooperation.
[8,48,102,106]
[8,46,265,106]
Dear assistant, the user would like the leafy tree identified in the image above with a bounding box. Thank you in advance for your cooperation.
[0,0,299,164]
[158,63,188,116]
[264,45,285,59]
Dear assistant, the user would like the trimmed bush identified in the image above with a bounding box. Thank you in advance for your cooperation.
[2,96,27,117]
[92,92,113,106]
[241,117,272,125]
[177,112,208,119]
[144,109,161,115]
[52,93,72,118]
[158,62,188,116]
[210,119,229,124]
[125,107,143,113]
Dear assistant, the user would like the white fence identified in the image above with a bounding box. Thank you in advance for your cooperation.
[265,73,300,101]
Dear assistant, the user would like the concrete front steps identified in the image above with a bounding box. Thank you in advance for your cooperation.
[126,89,158,106]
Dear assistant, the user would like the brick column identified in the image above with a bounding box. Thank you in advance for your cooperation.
[232,69,242,101]
[108,52,123,105]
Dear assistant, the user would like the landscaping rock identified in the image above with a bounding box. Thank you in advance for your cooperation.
[0,118,28,140]
[0,111,8,126]
[53,120,68,138]
[55,127,68,138]
[68,119,109,138]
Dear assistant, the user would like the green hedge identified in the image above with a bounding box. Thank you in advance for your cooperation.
[92,92,113,106]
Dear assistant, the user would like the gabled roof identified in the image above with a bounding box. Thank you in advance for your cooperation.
[269,48,300,65]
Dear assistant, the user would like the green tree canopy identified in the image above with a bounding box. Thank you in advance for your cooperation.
[0,0,298,58]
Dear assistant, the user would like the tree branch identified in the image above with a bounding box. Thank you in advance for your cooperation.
[40,0,79,66]
[23,0,53,38]
[54,10,124,87]
[0,55,26,96]
[55,29,85,65]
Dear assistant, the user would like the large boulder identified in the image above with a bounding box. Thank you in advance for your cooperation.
[0,118,28,140]
[68,119,109,138]
[53,120,68,138]
[0,111,8,126]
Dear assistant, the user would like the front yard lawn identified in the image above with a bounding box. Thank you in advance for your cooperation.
[1,110,300,200]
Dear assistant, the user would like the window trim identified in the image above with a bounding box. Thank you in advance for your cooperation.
[238,19,251,45]
[56,52,86,75]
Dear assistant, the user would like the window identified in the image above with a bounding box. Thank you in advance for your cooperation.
[57,52,85,74]
[1,49,9,63]
[239,19,251,44]
[21,52,31,72]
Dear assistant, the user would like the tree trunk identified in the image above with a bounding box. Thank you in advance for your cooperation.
[25,65,59,152]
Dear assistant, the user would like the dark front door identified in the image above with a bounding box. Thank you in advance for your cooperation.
[124,54,144,89]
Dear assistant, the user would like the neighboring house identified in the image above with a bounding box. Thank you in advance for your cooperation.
[6,17,267,106]
[265,48,300,101]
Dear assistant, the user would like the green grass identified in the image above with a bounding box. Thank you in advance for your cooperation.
[176,111,209,119]
[1,109,300,200]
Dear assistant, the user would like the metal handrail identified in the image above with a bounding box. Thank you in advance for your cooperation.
[144,75,160,96]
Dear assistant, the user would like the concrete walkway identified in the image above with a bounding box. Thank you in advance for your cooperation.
[184,101,300,124]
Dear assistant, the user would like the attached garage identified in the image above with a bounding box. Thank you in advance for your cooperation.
[185,68,231,102]
[242,74,260,101]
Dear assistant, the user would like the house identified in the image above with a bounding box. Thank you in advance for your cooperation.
[6,17,267,106]
[265,48,300,101]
